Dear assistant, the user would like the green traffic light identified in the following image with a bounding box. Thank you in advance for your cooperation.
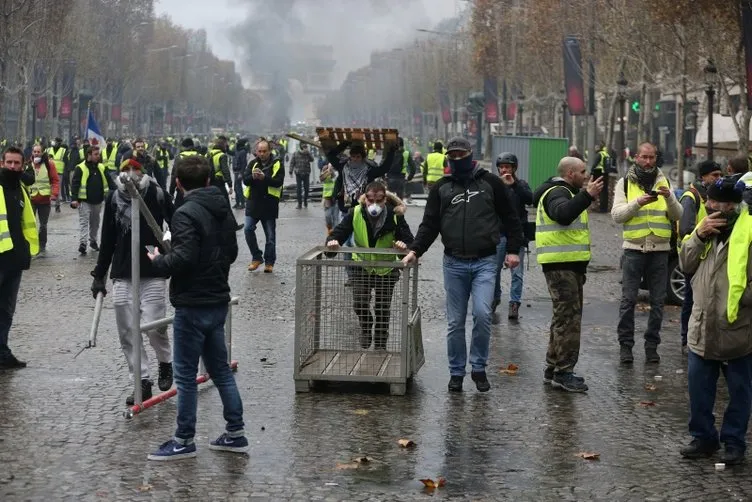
[631,101,640,113]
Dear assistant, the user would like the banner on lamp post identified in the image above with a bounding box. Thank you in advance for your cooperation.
[562,36,586,115]
[743,1,752,110]
[439,87,452,124]
[59,61,76,120]
[484,76,499,123]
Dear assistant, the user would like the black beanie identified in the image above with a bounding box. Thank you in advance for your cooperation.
[707,175,744,203]
[698,159,721,177]
[181,137,194,148]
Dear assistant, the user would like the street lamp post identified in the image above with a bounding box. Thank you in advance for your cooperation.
[617,72,628,173]
[704,59,717,161]
[518,91,525,136]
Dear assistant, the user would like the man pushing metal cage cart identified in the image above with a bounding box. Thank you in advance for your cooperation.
[293,182,423,395]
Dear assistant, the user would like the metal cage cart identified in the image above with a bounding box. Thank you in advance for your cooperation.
[293,247,424,395]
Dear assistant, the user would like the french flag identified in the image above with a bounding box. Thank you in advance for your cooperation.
[84,108,105,147]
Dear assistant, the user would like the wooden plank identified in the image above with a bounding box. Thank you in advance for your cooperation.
[381,354,402,378]
[298,350,336,377]
[323,351,362,377]
[354,352,389,377]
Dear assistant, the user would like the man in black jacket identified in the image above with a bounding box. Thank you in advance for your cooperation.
[146,154,246,461]
[533,156,603,392]
[493,152,534,321]
[232,139,248,209]
[385,137,415,200]
[91,158,174,405]
[71,145,116,256]
[0,146,38,369]
[403,137,524,393]
[243,140,284,273]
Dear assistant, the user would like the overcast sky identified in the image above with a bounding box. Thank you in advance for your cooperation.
[155,0,463,84]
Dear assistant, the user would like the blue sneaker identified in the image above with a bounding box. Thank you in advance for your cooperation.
[147,439,197,461]
[209,433,249,453]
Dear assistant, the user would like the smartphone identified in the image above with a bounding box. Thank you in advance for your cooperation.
[648,190,658,196]
[145,245,156,254]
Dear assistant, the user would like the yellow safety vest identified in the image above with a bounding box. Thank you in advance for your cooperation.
[243,160,282,200]
[351,204,398,276]
[46,146,66,168]
[101,144,119,173]
[76,162,107,201]
[28,164,51,198]
[593,149,609,173]
[622,179,672,240]
[425,152,445,183]
[0,183,39,256]
[209,149,225,179]
[322,174,335,198]
[155,148,170,170]
[535,185,591,264]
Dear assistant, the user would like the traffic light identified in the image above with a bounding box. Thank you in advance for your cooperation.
[631,100,640,113]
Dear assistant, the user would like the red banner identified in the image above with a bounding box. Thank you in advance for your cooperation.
[506,102,518,121]
[59,96,72,119]
[36,97,47,119]
[562,36,586,115]
[484,76,499,123]
[111,104,121,121]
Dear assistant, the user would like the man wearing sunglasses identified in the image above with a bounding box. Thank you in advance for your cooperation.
[403,137,523,393]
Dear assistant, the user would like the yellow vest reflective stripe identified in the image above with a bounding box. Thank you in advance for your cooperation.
[101,144,119,172]
[243,160,282,199]
[593,149,609,172]
[209,149,224,178]
[535,186,591,264]
[29,164,51,197]
[425,152,445,182]
[0,184,39,256]
[351,204,398,276]
[622,179,672,239]
[156,149,170,169]
[322,175,335,198]
[77,162,107,201]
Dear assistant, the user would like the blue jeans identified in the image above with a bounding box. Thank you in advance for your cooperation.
[0,269,22,359]
[688,350,752,451]
[244,216,276,265]
[443,254,496,376]
[493,236,525,304]
[680,274,693,345]
[173,305,244,444]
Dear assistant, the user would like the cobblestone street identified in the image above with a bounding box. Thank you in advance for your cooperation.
[1,201,750,501]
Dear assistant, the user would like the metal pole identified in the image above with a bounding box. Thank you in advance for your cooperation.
[620,96,626,172]
[131,195,142,405]
[476,111,482,154]
[707,87,715,161]
[561,102,567,140]
[31,102,37,143]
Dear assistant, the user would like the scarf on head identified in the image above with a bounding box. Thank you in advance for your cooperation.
[344,160,368,200]
[113,174,158,235]
[627,164,659,193]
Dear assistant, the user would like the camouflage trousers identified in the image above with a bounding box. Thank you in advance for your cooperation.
[544,270,585,373]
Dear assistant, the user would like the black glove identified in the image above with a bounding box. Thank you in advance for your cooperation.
[91,276,107,299]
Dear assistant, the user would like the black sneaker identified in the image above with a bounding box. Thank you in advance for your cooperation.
[125,379,154,406]
[158,362,173,391]
[359,332,372,349]
[0,354,27,370]
[543,367,554,384]
[620,345,634,364]
[89,241,99,251]
[471,371,491,392]
[680,439,720,459]
[78,243,87,256]
[552,372,589,393]
[722,447,745,465]
[448,375,463,392]
[646,347,660,363]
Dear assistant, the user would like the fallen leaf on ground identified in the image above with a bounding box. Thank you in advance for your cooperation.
[420,477,447,489]
[636,303,651,312]
[137,484,153,492]
[644,384,657,391]
[352,409,369,416]
[500,363,519,375]
[576,452,600,460]
[398,439,416,448]
[639,400,656,407]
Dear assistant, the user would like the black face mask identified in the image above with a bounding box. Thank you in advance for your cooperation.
[449,154,474,177]
[0,168,23,185]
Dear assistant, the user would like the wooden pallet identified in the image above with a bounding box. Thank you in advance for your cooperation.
[295,349,406,395]
[316,127,399,153]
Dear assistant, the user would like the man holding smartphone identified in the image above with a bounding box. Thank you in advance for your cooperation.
[611,142,683,364]
[91,157,174,405]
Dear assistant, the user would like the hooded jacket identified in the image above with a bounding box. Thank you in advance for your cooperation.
[151,186,239,307]
[329,192,413,249]
[92,174,173,281]
[532,176,596,274]
[410,163,523,259]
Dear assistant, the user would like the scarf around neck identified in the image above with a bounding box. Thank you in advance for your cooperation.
[113,174,159,234]
[627,165,659,193]
[344,161,368,200]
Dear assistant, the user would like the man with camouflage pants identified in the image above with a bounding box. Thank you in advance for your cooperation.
[532,157,603,392]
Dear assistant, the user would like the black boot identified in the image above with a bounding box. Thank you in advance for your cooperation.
[620,345,634,364]
[158,362,173,391]
[374,332,388,351]
[78,243,87,256]
[125,379,154,406]
[680,439,720,459]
